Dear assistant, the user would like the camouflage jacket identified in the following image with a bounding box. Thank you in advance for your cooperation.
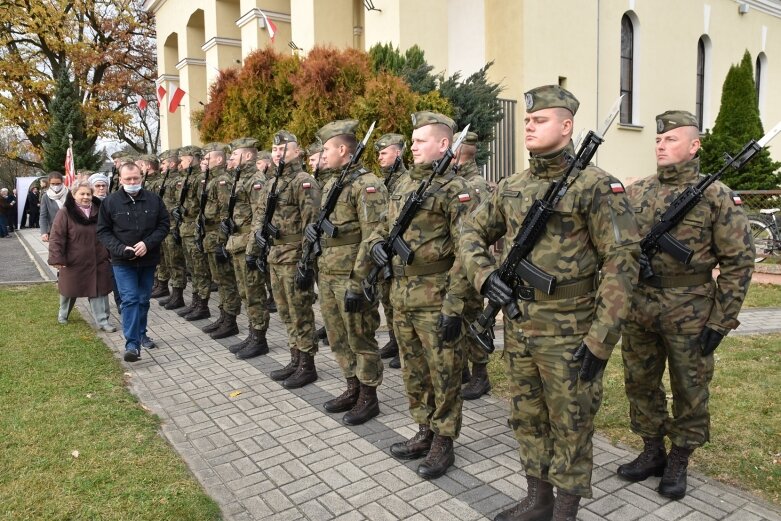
[368,162,474,316]
[247,159,321,265]
[173,167,200,237]
[226,163,267,254]
[460,145,641,360]
[457,160,492,205]
[317,163,388,283]
[202,165,231,253]
[381,162,407,195]
[143,171,162,194]
[161,167,182,218]
[627,158,754,334]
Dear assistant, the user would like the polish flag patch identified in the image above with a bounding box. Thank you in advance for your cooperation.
[731,192,743,205]
[610,182,625,194]
[302,182,311,190]
[219,180,226,186]
[253,183,262,191]
[366,186,377,193]
[201,179,206,184]
[176,182,183,188]
[458,193,471,203]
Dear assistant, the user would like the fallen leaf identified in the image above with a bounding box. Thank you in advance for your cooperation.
[71,450,79,458]
[124,372,132,377]
[229,390,242,398]
[86,393,93,399]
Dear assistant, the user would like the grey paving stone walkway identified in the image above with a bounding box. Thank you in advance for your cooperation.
[14,228,781,520]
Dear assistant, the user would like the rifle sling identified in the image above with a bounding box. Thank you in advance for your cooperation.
[641,272,712,289]
[392,257,454,277]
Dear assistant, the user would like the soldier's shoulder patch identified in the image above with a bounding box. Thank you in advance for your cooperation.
[253,183,262,191]
[365,186,377,194]
[302,181,312,190]
[201,179,206,184]
[731,192,743,206]
[219,180,227,186]
[176,181,183,188]
[609,181,625,194]
[458,193,471,203]
[475,188,480,194]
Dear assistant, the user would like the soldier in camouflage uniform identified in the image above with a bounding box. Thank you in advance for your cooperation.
[305,142,330,347]
[255,150,278,315]
[222,137,270,360]
[617,110,755,501]
[454,131,494,400]
[374,133,407,368]
[249,130,321,389]
[304,120,387,425]
[145,153,170,299]
[460,86,640,521]
[368,112,473,480]
[157,149,188,310]
[174,146,212,322]
[200,142,242,340]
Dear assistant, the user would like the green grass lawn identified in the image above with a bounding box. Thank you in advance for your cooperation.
[0,284,221,521]
[488,333,781,505]
[744,283,781,308]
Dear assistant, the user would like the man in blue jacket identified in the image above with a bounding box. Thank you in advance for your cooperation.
[98,162,169,362]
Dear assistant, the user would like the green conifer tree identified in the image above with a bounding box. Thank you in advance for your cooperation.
[42,67,101,173]
[700,50,780,189]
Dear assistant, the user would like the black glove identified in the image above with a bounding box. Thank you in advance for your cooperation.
[437,314,462,343]
[344,289,369,313]
[219,218,235,237]
[699,326,724,356]
[295,265,315,290]
[573,342,607,382]
[638,252,654,279]
[170,206,183,222]
[254,230,268,251]
[245,254,259,271]
[215,244,230,263]
[304,223,319,244]
[370,243,389,267]
[481,271,513,306]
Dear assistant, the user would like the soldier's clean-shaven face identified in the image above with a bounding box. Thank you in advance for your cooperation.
[200,158,209,172]
[205,151,224,170]
[524,108,573,155]
[272,143,299,166]
[321,138,349,170]
[655,127,701,167]
[411,125,450,165]
[179,155,195,170]
[164,158,178,171]
[227,149,242,169]
[377,146,401,169]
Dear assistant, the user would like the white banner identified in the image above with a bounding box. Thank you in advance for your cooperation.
[14,176,44,228]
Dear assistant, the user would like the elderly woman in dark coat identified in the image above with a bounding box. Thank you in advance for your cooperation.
[48,181,116,331]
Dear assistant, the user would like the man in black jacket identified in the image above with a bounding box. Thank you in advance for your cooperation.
[97,162,169,362]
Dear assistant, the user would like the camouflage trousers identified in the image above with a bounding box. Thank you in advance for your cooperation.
[621,322,715,449]
[232,254,269,332]
[182,234,211,300]
[319,272,383,387]
[207,251,241,315]
[504,330,603,498]
[162,234,187,288]
[270,263,316,354]
[394,309,463,438]
[379,279,394,334]
[156,248,169,282]
[462,292,489,366]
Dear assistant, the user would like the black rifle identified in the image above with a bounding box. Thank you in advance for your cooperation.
[468,97,624,354]
[216,160,243,261]
[254,143,288,274]
[361,126,470,302]
[110,165,118,192]
[158,167,170,198]
[639,120,781,279]
[195,166,211,253]
[140,168,148,189]
[171,165,193,244]
[384,145,404,189]
[296,122,376,283]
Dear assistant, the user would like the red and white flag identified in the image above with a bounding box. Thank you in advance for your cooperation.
[168,87,186,113]
[137,97,148,110]
[259,9,277,43]
[156,85,167,105]
[64,145,76,188]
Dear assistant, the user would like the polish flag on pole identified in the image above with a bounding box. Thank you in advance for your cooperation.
[156,85,167,105]
[168,87,186,113]
[137,97,148,110]
[64,134,76,188]
[259,9,277,43]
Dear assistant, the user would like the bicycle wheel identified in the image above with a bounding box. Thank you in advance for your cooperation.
[749,217,776,263]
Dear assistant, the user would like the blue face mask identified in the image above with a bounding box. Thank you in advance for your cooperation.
[123,184,142,195]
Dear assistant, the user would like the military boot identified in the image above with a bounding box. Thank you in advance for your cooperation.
[177,294,199,317]
[617,437,667,482]
[164,287,186,310]
[389,354,401,369]
[236,330,269,360]
[150,279,170,299]
[228,329,253,354]
[462,363,491,400]
[417,434,454,479]
[185,296,211,321]
[201,309,226,333]
[343,384,380,425]
[283,350,318,389]
[315,326,329,346]
[551,490,580,521]
[390,424,433,460]
[323,376,360,413]
[493,475,554,521]
[379,330,398,359]
[270,348,300,381]
[210,313,238,339]
[658,445,693,500]
[461,365,471,385]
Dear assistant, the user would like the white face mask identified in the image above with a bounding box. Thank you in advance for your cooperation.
[51,184,64,193]
[123,184,142,195]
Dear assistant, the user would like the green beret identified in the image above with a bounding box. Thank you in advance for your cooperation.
[460,130,478,146]
[316,119,359,145]
[110,151,125,160]
[656,110,699,134]
[230,137,259,151]
[257,150,272,161]
[201,142,229,154]
[273,130,298,146]
[524,85,579,115]
[138,154,158,163]
[117,155,136,165]
[178,145,202,158]
[159,149,179,161]
[305,142,323,157]
[374,133,405,152]
[411,111,456,132]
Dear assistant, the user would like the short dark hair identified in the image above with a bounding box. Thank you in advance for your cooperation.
[48,171,64,181]
[119,162,141,177]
